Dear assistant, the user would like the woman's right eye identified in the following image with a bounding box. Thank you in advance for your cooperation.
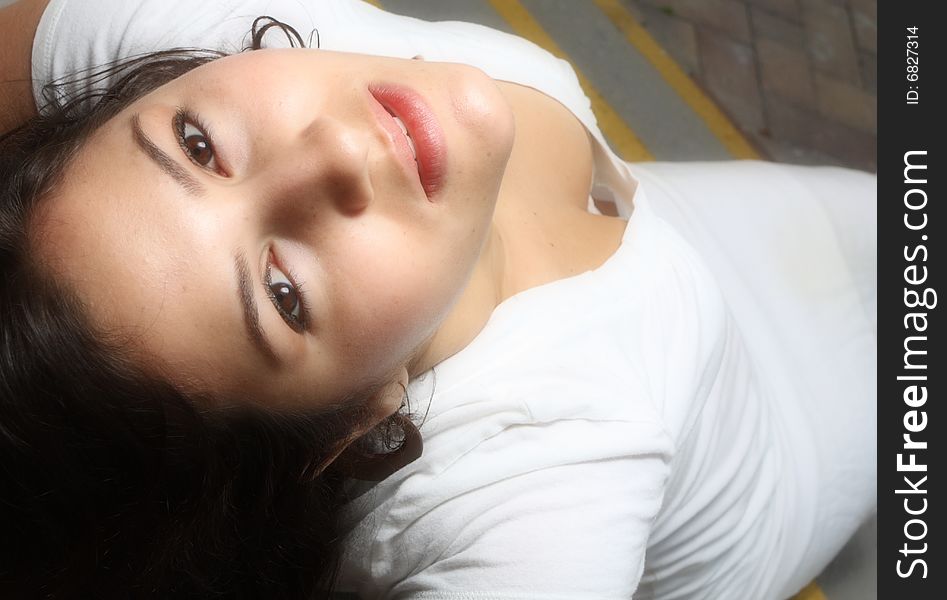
[265,262,308,331]
[174,110,219,172]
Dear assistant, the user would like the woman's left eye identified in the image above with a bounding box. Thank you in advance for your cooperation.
[175,110,219,171]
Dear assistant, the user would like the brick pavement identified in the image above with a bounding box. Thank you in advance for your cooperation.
[622,0,877,172]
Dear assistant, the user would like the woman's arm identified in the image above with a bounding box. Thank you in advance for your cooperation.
[0,0,51,133]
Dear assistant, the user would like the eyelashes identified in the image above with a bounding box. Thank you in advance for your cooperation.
[174,107,220,172]
[173,107,311,333]
[264,259,312,333]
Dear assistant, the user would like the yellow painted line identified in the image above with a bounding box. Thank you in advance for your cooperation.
[791,581,829,600]
[592,0,761,159]
[362,0,382,8]
[487,0,653,161]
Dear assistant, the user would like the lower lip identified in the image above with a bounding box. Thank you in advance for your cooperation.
[368,83,447,200]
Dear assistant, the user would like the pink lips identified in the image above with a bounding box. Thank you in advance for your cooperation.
[368,83,447,200]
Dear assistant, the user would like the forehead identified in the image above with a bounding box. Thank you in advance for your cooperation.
[33,110,256,398]
[143,48,351,92]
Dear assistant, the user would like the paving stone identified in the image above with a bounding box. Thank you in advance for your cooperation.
[635,0,752,43]
[750,6,806,47]
[764,95,876,171]
[695,27,765,133]
[814,72,876,133]
[818,516,878,600]
[620,0,647,21]
[800,0,861,85]
[624,0,876,172]
[859,50,876,93]
[847,0,876,22]
[630,1,701,75]
[758,38,816,108]
[851,5,877,54]
[755,134,850,168]
[746,0,802,23]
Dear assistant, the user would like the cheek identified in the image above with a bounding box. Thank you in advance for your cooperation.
[328,228,468,364]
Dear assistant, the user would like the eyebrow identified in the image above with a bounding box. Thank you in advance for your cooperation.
[234,249,282,368]
[131,113,206,196]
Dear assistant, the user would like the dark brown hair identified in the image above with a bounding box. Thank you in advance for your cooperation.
[0,17,412,598]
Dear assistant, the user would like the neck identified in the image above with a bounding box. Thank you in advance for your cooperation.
[406,215,512,378]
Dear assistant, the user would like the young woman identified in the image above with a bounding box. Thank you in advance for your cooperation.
[0,0,876,598]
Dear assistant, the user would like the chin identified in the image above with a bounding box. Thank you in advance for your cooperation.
[449,66,516,159]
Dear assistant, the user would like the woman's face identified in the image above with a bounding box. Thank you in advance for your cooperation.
[35,48,515,417]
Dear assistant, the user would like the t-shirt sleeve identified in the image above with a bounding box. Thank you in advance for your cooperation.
[346,419,673,600]
[30,0,317,113]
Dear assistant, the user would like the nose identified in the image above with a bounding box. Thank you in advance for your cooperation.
[260,113,375,226]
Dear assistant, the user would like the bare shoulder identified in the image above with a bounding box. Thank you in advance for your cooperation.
[0,0,52,133]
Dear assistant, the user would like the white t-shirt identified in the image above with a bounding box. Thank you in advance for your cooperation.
[32,2,877,599]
